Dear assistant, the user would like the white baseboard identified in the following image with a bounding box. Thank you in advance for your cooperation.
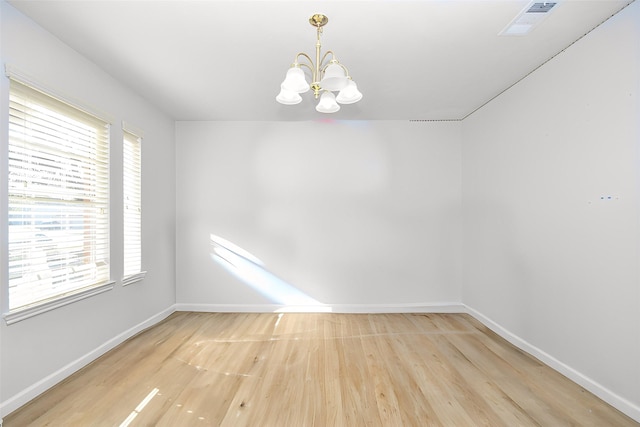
[464,304,640,423]
[175,302,465,314]
[0,305,176,417]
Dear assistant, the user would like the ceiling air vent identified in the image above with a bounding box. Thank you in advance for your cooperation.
[527,2,557,13]
[500,1,558,36]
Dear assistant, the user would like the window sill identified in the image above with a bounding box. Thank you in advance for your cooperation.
[122,271,147,287]
[3,281,115,325]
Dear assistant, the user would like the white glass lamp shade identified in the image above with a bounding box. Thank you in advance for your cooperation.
[336,80,363,104]
[282,67,310,93]
[276,85,302,105]
[320,63,349,91]
[316,91,340,113]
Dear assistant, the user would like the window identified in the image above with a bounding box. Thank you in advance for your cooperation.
[122,127,145,285]
[6,77,112,321]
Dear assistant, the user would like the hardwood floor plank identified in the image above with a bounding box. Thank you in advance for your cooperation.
[4,312,638,427]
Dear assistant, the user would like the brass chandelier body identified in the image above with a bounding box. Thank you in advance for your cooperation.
[276,14,362,113]
[307,14,334,99]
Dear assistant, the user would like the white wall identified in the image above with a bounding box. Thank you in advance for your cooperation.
[462,0,640,417]
[176,120,462,311]
[0,2,176,415]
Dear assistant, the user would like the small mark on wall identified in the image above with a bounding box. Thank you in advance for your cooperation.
[587,195,619,204]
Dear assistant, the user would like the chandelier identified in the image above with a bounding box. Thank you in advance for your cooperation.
[276,14,362,113]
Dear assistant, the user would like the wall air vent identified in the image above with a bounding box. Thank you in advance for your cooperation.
[500,1,558,36]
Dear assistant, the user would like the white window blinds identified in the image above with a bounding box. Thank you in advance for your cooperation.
[7,78,111,312]
[122,128,143,283]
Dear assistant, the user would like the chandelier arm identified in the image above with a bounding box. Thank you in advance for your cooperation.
[292,53,316,92]
[295,53,314,67]
[319,51,336,68]
[294,54,315,90]
[298,62,314,75]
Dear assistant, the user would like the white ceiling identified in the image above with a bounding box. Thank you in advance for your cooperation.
[8,0,634,121]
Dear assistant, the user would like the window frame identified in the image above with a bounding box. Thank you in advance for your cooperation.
[122,124,146,286]
[4,72,114,324]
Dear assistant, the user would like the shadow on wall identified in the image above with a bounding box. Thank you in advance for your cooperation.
[210,234,331,312]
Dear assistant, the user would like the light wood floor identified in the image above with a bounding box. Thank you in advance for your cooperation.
[5,312,638,426]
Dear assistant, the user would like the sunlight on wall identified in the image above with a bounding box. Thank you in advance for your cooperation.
[210,234,330,312]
